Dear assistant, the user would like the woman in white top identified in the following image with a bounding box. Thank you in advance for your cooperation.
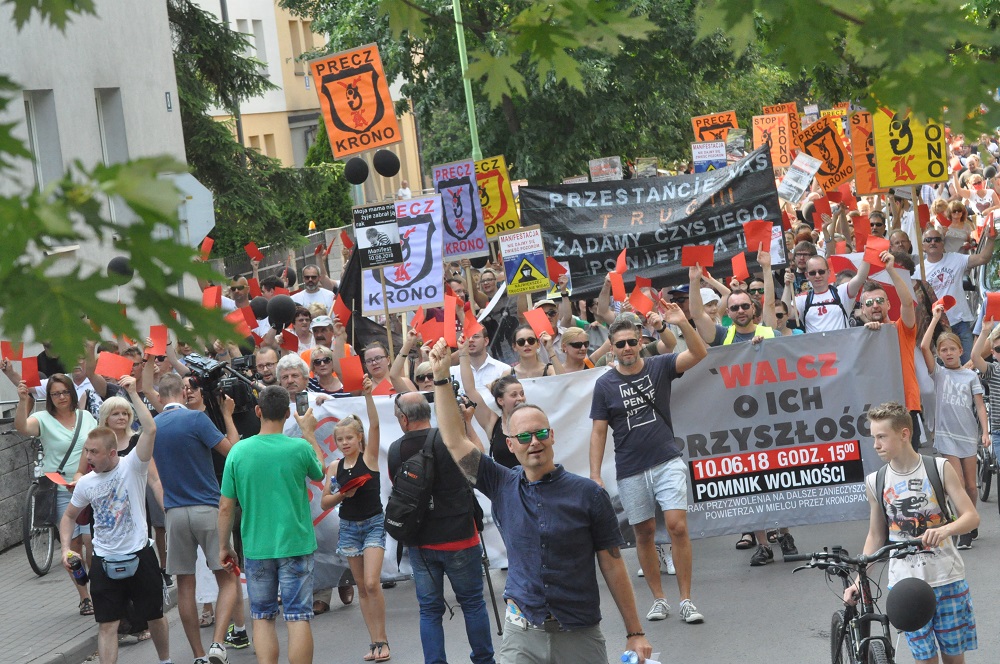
[933,199,976,254]
[953,171,1000,219]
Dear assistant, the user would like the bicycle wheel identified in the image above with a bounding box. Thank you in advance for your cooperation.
[22,483,55,576]
[864,640,891,664]
[979,449,992,501]
[831,610,859,664]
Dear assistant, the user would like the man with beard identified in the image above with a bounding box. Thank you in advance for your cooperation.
[292,265,335,312]
[860,251,921,450]
[589,306,708,625]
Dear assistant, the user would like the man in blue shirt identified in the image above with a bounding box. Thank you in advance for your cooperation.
[153,374,237,664]
[427,339,653,664]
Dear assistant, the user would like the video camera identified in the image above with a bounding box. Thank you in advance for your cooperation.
[185,353,257,415]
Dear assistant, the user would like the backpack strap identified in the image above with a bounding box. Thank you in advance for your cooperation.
[875,464,889,541]
[922,455,952,524]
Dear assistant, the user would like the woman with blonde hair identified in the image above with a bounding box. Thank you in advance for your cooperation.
[308,345,344,394]
[556,327,595,373]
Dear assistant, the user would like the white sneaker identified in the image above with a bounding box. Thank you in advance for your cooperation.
[207,642,229,664]
[646,598,671,621]
[660,546,675,575]
[679,599,704,624]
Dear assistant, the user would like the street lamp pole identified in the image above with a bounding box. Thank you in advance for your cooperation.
[452,0,482,161]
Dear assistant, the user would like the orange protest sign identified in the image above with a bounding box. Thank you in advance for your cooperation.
[691,110,738,142]
[763,102,801,151]
[310,43,401,159]
[799,115,854,192]
[849,111,888,195]
[752,113,792,168]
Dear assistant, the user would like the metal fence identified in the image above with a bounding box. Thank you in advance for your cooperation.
[215,228,350,283]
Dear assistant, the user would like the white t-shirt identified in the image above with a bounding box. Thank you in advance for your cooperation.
[71,451,150,557]
[291,288,335,313]
[916,252,973,324]
[31,376,95,402]
[794,283,852,332]
[450,355,511,390]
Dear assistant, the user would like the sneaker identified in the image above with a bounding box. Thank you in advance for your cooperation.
[679,599,704,624]
[194,659,208,664]
[750,544,773,566]
[663,549,676,576]
[224,625,249,649]
[971,528,979,541]
[161,568,174,588]
[956,534,973,550]
[646,598,671,621]
[207,642,228,664]
[778,533,798,558]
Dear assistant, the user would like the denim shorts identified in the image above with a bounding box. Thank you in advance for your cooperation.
[244,554,315,622]
[337,513,386,557]
[617,457,688,525]
[57,489,90,539]
[903,579,977,659]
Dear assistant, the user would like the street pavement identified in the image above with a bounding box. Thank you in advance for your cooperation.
[3,511,996,664]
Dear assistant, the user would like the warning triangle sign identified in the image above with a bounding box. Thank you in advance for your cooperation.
[705,164,716,171]
[511,257,547,286]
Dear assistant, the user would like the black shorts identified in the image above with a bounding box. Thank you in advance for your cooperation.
[90,545,164,624]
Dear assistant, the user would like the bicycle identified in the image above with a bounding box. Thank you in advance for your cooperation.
[976,441,997,506]
[786,539,930,664]
[21,435,56,576]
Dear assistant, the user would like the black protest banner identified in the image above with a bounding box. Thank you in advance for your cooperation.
[520,147,782,297]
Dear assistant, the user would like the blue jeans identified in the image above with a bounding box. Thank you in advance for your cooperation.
[409,544,495,664]
[951,320,974,366]
[244,554,314,621]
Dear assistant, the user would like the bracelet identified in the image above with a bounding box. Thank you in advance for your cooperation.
[626,631,645,638]
[658,324,668,333]
[433,378,450,386]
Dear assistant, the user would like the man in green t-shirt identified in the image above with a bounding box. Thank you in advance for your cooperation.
[219,386,325,664]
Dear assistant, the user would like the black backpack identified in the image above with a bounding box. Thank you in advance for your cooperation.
[384,429,437,546]
[874,455,952,540]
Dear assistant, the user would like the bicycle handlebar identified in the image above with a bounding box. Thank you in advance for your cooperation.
[786,539,926,566]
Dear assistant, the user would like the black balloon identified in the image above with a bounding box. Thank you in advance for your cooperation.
[107,256,134,285]
[266,294,297,328]
[344,157,369,185]
[373,149,400,178]
[249,296,269,320]
[886,577,937,632]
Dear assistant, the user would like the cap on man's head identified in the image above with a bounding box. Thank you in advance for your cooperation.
[701,288,720,305]
[614,312,644,328]
[310,315,334,329]
[668,284,690,295]
[533,299,557,310]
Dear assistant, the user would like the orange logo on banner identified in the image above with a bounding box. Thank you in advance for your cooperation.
[799,115,854,192]
[691,110,738,142]
[310,43,401,159]
[849,111,888,195]
[763,102,801,152]
[752,114,792,168]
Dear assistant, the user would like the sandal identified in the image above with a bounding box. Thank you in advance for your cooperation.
[735,533,756,550]
[363,643,378,662]
[79,598,95,616]
[374,641,391,662]
[766,529,779,543]
[199,610,215,628]
[137,630,151,642]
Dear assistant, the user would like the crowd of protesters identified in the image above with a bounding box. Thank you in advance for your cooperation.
[6,133,998,664]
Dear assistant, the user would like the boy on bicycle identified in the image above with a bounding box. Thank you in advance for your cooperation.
[845,402,979,664]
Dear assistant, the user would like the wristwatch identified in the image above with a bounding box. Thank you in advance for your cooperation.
[658,323,668,333]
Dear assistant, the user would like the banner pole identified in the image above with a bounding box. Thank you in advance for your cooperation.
[911,186,926,279]
[465,265,479,316]
[452,0,482,161]
[380,269,395,357]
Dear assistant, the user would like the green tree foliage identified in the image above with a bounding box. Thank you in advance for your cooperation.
[169,0,352,254]
[281,0,795,183]
[302,122,354,229]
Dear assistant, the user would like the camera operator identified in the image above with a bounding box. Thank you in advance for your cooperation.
[251,347,280,391]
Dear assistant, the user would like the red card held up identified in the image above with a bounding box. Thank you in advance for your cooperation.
[280,329,299,352]
[416,318,444,345]
[314,243,323,256]
[936,212,951,228]
[338,474,372,494]
[443,295,458,347]
[781,210,792,231]
[731,252,750,282]
[463,314,485,340]
[45,472,72,486]
[812,211,826,232]
[147,325,168,356]
[411,306,425,328]
[225,310,252,337]
[681,244,714,268]
[333,294,352,327]
[985,292,1000,322]
[615,248,627,274]
[835,241,848,254]
[629,288,654,316]
[247,277,262,298]
[546,257,567,283]
[95,352,134,380]
[813,196,832,217]
[934,295,957,311]
[339,354,366,392]
[608,272,626,302]
[21,356,41,388]
[273,287,290,296]
[202,285,222,309]
[523,307,555,338]
[863,236,891,269]
[853,215,871,250]
[635,276,652,291]
[1,341,24,361]
[839,184,858,211]
[244,242,265,262]
[743,220,773,253]
[340,230,354,250]
[199,237,214,260]
[917,203,930,230]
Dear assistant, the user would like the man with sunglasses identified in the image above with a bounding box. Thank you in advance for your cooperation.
[915,226,995,365]
[787,255,870,333]
[589,303,708,625]
[859,251,923,451]
[427,340,653,664]
[291,265,335,312]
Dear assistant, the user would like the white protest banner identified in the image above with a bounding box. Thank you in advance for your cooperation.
[353,202,402,270]
[362,195,444,314]
[433,159,490,260]
[691,141,727,173]
[776,152,823,202]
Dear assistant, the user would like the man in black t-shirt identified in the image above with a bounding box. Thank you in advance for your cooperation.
[387,392,495,664]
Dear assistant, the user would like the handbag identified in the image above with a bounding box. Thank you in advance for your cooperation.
[33,411,85,528]
[102,552,140,580]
